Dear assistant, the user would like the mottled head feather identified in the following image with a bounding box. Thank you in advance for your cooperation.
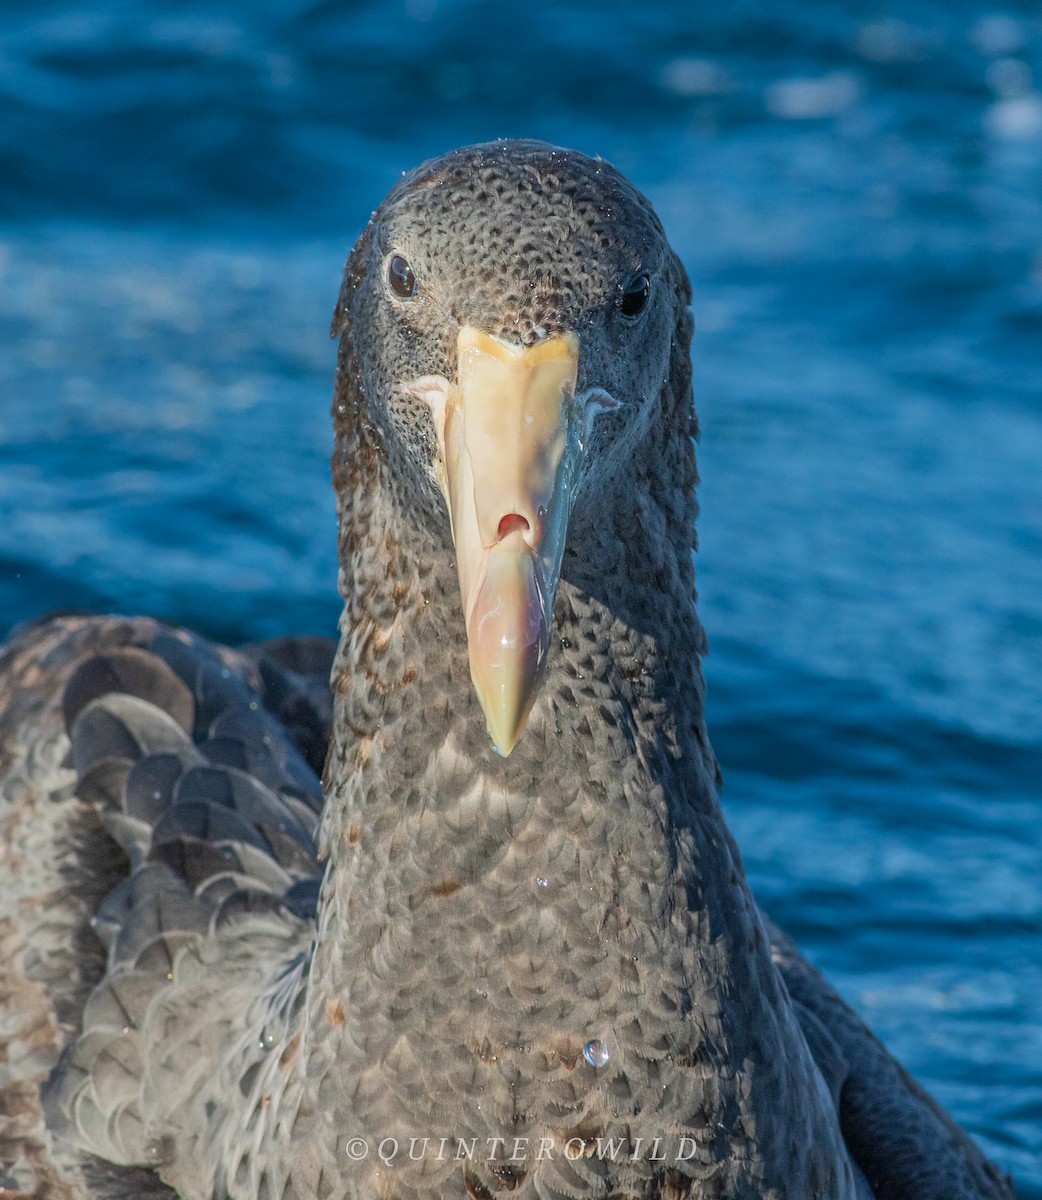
[331,139,694,535]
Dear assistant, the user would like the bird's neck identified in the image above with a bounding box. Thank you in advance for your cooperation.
[317,386,768,1028]
[286,377,852,1196]
[322,367,723,854]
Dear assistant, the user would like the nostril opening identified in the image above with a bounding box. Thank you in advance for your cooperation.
[497,513,530,541]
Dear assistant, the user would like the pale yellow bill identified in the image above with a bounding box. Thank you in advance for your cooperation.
[432,327,581,756]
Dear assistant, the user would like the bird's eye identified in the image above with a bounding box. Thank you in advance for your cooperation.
[388,254,417,298]
[620,274,651,318]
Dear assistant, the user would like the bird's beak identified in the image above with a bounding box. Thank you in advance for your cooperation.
[424,327,582,756]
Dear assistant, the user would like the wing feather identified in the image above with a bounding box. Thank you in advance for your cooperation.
[769,921,1015,1200]
[1,614,327,1198]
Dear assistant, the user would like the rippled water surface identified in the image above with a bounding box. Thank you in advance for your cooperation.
[2,0,1040,1187]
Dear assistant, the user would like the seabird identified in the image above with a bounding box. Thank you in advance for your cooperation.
[0,140,1014,1199]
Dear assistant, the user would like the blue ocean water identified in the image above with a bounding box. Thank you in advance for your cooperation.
[1,0,1040,1186]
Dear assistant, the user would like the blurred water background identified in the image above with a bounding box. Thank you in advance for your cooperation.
[1,0,1040,1187]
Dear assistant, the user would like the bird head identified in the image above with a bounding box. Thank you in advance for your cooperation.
[333,140,691,755]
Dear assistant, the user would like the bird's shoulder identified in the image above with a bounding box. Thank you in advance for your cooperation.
[769,920,1015,1200]
[0,612,334,1198]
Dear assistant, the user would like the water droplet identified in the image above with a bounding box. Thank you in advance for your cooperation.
[144,1135,175,1165]
[259,1028,277,1051]
[582,1039,610,1068]
[536,877,548,889]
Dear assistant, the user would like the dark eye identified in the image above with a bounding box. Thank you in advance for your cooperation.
[388,254,417,298]
[620,274,650,318]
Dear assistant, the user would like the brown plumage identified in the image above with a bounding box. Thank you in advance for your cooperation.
[0,142,1015,1199]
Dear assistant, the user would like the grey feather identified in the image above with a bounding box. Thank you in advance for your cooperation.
[63,649,195,737]
[70,695,194,776]
[124,754,191,824]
